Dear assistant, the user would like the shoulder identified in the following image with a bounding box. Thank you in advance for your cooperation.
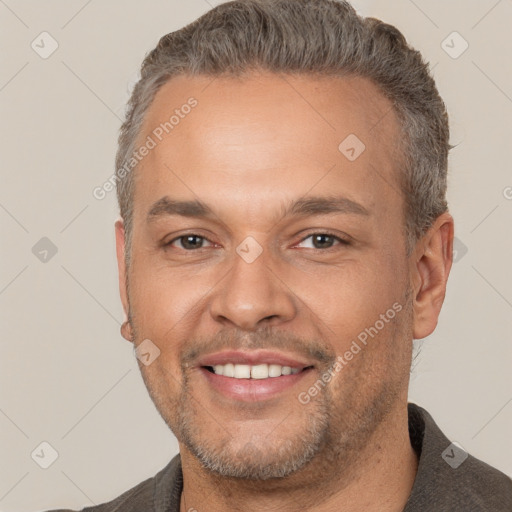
[405,403,512,511]
[44,454,182,512]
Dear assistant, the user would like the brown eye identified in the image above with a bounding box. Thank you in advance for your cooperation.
[167,234,213,250]
[297,233,349,250]
[311,234,335,249]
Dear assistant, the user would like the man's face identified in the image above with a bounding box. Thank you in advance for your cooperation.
[117,72,416,479]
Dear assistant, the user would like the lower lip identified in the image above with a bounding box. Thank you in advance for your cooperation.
[200,367,312,402]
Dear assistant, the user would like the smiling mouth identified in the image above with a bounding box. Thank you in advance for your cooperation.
[202,363,314,379]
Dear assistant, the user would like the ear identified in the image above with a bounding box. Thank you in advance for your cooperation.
[115,218,134,343]
[411,212,454,340]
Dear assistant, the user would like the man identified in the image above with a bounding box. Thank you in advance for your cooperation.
[52,0,512,510]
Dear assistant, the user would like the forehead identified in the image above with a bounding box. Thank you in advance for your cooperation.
[133,71,403,226]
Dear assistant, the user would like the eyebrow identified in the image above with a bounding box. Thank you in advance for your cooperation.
[146,195,370,223]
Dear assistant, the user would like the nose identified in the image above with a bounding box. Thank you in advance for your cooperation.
[208,245,297,331]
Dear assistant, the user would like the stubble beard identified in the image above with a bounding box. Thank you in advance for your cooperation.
[138,351,409,483]
[129,290,413,483]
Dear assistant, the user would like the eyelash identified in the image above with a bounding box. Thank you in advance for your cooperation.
[164,231,350,252]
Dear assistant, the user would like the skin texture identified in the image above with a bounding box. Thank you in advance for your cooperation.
[115,71,454,511]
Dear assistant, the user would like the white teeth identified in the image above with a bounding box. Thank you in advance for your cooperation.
[234,364,251,379]
[223,363,235,377]
[209,363,302,379]
[268,364,282,377]
[281,366,292,375]
[251,364,269,379]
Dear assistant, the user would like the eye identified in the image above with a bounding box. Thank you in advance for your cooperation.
[296,232,350,250]
[166,234,214,250]
[164,232,349,252]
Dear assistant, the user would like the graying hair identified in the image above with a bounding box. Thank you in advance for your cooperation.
[115,0,450,265]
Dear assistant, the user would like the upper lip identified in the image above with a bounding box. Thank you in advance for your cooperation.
[196,350,314,369]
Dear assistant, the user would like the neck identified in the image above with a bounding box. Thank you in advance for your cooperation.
[179,401,418,512]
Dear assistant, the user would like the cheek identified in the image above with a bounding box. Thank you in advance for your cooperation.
[129,259,207,327]
[315,258,403,323]
[307,259,408,373]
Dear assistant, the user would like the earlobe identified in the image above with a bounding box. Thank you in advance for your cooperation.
[412,212,454,340]
[121,320,133,342]
[115,219,134,343]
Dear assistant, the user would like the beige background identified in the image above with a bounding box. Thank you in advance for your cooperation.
[1,0,511,510]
